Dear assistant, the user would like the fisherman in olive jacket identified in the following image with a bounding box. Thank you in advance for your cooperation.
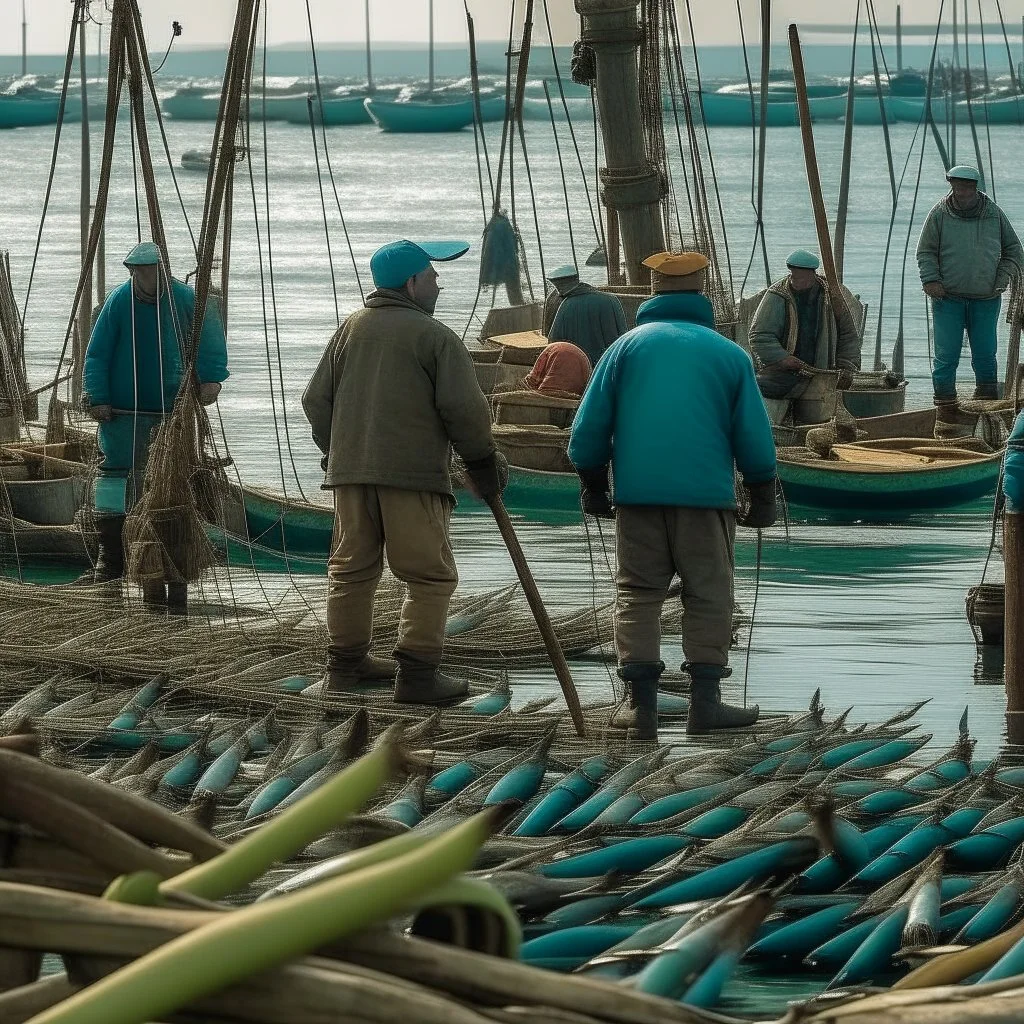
[302,239,503,706]
[917,165,1024,403]
[749,249,862,412]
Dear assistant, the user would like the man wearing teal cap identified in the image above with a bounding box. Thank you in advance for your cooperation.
[547,262,627,366]
[749,248,861,415]
[917,165,1023,404]
[81,241,228,611]
[303,239,502,705]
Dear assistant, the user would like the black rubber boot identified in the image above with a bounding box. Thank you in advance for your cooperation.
[317,648,397,693]
[610,662,662,742]
[77,514,126,584]
[142,581,167,611]
[973,383,999,400]
[686,663,759,734]
[394,654,469,706]
[167,582,188,618]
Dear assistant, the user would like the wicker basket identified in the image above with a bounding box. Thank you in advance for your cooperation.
[493,423,574,474]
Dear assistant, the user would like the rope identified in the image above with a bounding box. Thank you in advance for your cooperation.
[150,20,182,75]
[465,4,495,215]
[306,98,340,327]
[976,1,997,202]
[543,80,578,269]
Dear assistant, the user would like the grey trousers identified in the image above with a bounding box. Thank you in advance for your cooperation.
[614,505,736,668]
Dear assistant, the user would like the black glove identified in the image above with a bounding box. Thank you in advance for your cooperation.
[578,466,614,519]
[738,478,777,529]
[836,369,855,391]
[464,452,508,500]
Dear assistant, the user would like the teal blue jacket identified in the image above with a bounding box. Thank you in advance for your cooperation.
[568,292,776,509]
[84,278,229,413]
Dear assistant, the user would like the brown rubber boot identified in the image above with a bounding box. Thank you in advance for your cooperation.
[610,662,662,742]
[317,648,397,693]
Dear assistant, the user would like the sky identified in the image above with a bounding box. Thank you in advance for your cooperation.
[6,1,1024,55]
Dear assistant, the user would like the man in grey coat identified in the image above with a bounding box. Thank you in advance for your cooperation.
[302,239,503,706]
[547,264,628,365]
[917,165,1024,403]
[749,249,862,416]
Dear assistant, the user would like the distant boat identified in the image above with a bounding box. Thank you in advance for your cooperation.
[180,149,210,172]
[364,93,505,133]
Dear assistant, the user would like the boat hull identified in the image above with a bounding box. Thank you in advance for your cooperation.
[364,95,505,132]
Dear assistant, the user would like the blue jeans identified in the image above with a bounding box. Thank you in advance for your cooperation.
[931,295,1001,400]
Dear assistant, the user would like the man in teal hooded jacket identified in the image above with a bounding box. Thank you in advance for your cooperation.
[82,242,228,607]
[568,251,777,742]
[917,165,1023,403]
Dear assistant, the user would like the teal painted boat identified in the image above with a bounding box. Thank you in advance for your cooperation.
[285,94,372,126]
[364,93,505,132]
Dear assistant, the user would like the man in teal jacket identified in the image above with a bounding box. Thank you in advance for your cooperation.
[82,242,228,608]
[568,251,777,741]
[917,165,1023,402]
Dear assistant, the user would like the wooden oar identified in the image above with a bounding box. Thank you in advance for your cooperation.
[484,495,587,738]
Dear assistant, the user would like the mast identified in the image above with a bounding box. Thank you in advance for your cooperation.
[896,4,902,72]
[21,0,27,76]
[428,0,434,93]
[575,0,665,285]
[364,0,374,91]
[74,1,92,406]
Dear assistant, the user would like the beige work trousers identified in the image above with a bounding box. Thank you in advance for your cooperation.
[614,506,736,669]
[327,485,458,664]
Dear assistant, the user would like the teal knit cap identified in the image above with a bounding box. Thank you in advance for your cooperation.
[786,249,820,270]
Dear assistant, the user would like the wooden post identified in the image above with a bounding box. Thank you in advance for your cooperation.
[788,25,853,325]
[896,4,903,72]
[835,1,861,283]
[576,0,666,285]
[1006,512,1024,744]
[485,495,587,738]
[755,0,771,286]
[606,205,621,286]
[364,0,373,91]
[428,0,434,93]
[73,2,92,408]
[21,0,27,76]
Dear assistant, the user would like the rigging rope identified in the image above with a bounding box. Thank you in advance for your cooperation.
[306,99,340,327]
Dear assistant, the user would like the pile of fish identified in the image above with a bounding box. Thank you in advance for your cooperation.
[6,651,1024,1016]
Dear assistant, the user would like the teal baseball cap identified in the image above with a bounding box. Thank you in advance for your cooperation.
[123,241,162,267]
[546,264,579,281]
[947,165,980,182]
[369,239,470,289]
[786,249,820,270]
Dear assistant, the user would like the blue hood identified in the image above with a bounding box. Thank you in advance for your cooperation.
[635,292,716,329]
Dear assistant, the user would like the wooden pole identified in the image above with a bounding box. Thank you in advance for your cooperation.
[484,495,587,738]
[788,24,853,325]
[755,0,771,285]
[1006,511,1024,745]
[576,0,665,285]
[21,0,27,76]
[428,0,434,94]
[74,2,92,408]
[364,0,374,91]
[606,205,621,287]
[896,4,903,72]
[835,1,861,283]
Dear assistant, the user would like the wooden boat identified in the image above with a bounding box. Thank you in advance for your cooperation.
[364,93,505,132]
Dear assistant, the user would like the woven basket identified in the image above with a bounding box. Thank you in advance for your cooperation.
[493,424,573,474]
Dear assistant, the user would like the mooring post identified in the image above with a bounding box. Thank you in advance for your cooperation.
[1005,411,1024,744]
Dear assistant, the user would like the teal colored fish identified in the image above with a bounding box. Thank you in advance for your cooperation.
[426,747,517,802]
[484,731,556,807]
[747,901,860,961]
[520,924,638,963]
[947,816,1024,870]
[378,776,428,828]
[107,674,167,731]
[457,678,511,716]
[827,905,909,989]
[628,781,738,826]
[193,729,250,797]
[513,756,614,837]
[954,878,1024,944]
[539,835,691,879]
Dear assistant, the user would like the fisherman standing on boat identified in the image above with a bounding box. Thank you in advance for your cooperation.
[302,239,503,706]
[917,165,1024,403]
[82,241,228,612]
[546,263,628,366]
[568,251,777,742]
[749,249,861,414]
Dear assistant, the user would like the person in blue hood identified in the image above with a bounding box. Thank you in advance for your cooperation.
[568,251,777,741]
[81,242,228,609]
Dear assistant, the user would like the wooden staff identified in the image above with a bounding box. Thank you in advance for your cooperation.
[485,495,586,737]
[789,25,857,330]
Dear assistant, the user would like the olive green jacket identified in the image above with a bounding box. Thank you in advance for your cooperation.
[916,194,1023,299]
[302,290,494,497]
[749,277,862,372]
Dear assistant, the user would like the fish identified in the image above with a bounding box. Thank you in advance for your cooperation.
[747,901,861,962]
[539,835,692,879]
[426,747,518,802]
[107,674,167,731]
[377,776,428,828]
[483,730,556,807]
[193,729,251,798]
[456,677,511,716]
[946,814,1024,871]
[953,873,1024,944]
[513,756,615,837]
[157,730,213,793]
[474,870,615,914]
[901,852,943,948]
[520,924,639,964]
[0,681,59,732]
[827,905,910,989]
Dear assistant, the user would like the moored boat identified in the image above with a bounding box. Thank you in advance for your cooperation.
[364,93,505,132]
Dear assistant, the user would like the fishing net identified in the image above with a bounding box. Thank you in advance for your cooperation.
[479,210,524,292]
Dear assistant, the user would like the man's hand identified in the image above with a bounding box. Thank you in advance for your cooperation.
[738,478,778,529]
[836,369,855,391]
[88,404,113,423]
[199,382,222,406]
[923,281,946,300]
[577,466,614,520]
[464,452,508,501]
[776,355,807,373]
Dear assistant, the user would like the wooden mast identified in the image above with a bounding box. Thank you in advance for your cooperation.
[575,0,665,285]
[74,2,92,407]
[364,0,374,91]
[21,0,27,76]
[428,0,434,94]
[835,1,861,282]
[896,4,903,72]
